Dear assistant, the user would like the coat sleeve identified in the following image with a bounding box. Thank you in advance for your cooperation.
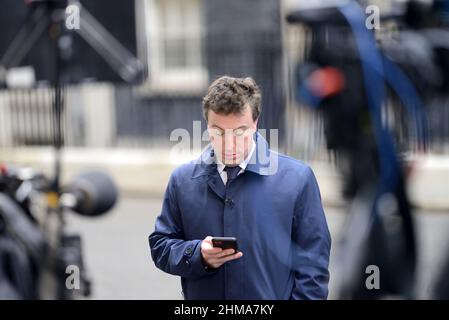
[148,170,216,279]
[291,166,331,300]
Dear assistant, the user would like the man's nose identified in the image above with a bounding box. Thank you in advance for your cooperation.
[223,133,237,152]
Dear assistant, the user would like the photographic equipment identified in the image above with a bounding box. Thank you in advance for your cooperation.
[0,163,118,299]
[0,0,145,199]
[0,1,140,298]
[0,0,145,85]
[211,237,239,252]
[286,0,449,299]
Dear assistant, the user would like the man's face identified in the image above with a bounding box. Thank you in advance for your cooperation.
[207,104,258,166]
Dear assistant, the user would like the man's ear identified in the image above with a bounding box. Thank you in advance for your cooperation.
[252,117,259,131]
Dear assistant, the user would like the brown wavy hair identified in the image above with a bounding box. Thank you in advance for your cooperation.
[202,76,262,122]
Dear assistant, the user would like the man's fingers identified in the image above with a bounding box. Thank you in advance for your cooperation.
[210,252,243,265]
[221,251,243,263]
[208,252,243,268]
[203,247,235,258]
[203,250,220,259]
[215,249,236,258]
[203,247,222,255]
[204,248,235,259]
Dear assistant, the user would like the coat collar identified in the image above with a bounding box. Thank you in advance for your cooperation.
[191,131,278,179]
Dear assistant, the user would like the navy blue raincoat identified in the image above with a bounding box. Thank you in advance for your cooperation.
[149,132,331,299]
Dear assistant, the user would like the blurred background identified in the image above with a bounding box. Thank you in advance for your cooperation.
[0,0,449,299]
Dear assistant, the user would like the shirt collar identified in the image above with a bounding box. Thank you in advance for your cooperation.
[191,131,275,178]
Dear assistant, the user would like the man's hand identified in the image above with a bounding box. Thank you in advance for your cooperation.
[201,236,243,269]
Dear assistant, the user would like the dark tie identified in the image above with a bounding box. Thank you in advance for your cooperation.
[224,165,241,185]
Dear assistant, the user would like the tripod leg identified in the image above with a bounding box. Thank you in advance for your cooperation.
[76,4,144,83]
[0,6,51,84]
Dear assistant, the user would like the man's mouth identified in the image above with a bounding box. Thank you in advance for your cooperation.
[223,153,238,159]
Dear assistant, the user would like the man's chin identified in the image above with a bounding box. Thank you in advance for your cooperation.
[221,156,243,166]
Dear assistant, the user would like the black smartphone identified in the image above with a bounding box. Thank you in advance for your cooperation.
[211,237,239,252]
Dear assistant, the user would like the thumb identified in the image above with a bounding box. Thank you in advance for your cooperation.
[202,236,214,249]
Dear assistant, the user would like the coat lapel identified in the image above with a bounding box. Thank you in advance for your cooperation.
[191,145,226,200]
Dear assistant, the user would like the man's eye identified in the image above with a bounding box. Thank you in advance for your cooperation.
[211,129,223,136]
[234,128,244,136]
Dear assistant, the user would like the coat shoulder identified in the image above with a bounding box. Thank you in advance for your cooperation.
[275,151,312,176]
[170,161,196,180]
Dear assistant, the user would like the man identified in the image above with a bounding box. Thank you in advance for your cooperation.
[149,76,331,299]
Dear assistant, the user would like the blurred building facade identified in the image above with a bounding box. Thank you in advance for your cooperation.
[0,0,448,209]
[0,0,286,150]
[1,0,448,153]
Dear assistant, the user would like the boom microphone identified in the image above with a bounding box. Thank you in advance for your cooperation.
[61,170,118,217]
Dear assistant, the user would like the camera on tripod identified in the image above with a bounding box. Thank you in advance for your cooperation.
[0,163,118,299]
[0,0,143,299]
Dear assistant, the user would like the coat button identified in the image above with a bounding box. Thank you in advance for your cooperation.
[185,247,193,255]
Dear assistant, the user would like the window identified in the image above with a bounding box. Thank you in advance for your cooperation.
[141,0,207,94]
